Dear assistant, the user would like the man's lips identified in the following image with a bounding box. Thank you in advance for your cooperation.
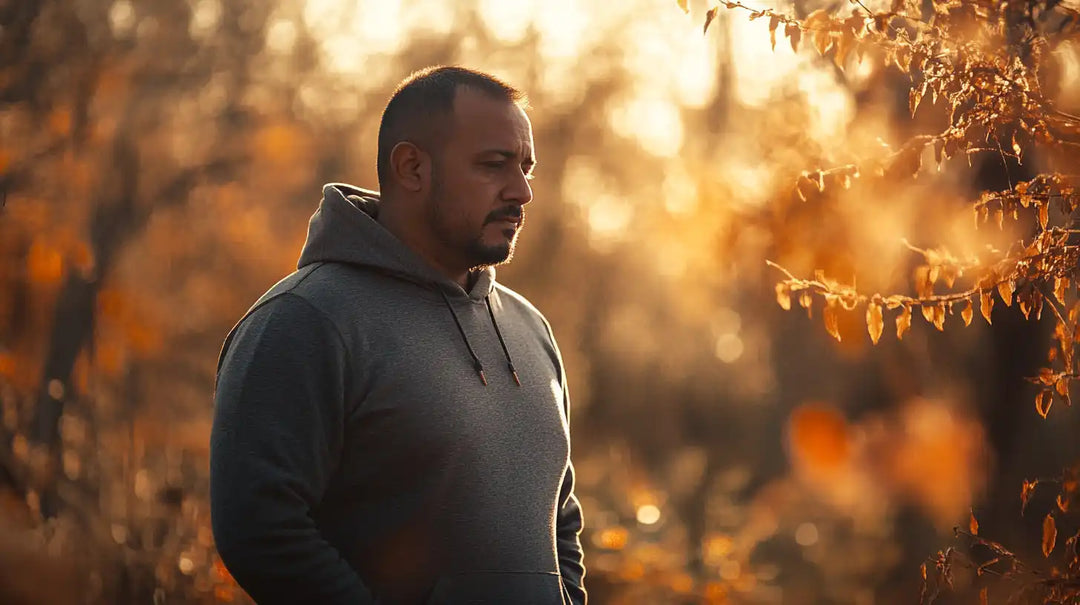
[487,215,522,228]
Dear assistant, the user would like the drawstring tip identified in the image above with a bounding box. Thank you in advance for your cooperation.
[510,367,522,386]
[477,369,488,386]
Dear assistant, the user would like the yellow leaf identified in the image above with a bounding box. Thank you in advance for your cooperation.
[961,299,973,326]
[970,509,979,535]
[1043,513,1057,557]
[867,302,883,344]
[776,282,792,310]
[896,305,912,340]
[1036,390,1052,418]
[998,280,1014,307]
[1039,202,1049,229]
[824,297,842,342]
[676,0,689,13]
[769,15,781,50]
[980,290,994,324]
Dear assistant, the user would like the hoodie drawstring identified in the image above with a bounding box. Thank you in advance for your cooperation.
[438,290,521,387]
[440,290,487,386]
[485,296,522,386]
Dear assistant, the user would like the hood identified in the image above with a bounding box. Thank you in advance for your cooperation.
[297,183,496,301]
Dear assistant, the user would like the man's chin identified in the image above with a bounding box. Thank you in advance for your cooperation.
[468,242,514,268]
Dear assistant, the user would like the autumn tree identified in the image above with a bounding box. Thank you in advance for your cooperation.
[693,0,1080,602]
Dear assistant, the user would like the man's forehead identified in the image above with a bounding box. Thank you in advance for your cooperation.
[449,88,533,151]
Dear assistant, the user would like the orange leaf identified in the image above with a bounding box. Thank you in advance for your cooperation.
[896,305,912,340]
[980,290,994,324]
[776,282,792,310]
[1055,277,1070,304]
[824,297,842,342]
[786,22,801,53]
[704,7,719,34]
[676,0,689,13]
[980,587,988,605]
[961,299,974,327]
[969,509,979,535]
[1039,202,1049,230]
[1058,494,1069,513]
[769,15,781,50]
[932,302,946,331]
[1043,513,1057,557]
[867,302,883,344]
[1036,391,1052,418]
[1022,479,1038,515]
[998,281,1015,307]
[921,303,935,324]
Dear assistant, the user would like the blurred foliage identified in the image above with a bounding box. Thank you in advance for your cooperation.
[694,1,1080,602]
[2,0,1080,603]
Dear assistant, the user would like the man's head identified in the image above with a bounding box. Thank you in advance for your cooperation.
[376,66,535,282]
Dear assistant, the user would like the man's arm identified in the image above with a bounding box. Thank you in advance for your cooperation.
[210,293,373,604]
[556,457,587,605]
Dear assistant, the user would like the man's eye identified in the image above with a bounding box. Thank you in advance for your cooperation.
[482,161,504,169]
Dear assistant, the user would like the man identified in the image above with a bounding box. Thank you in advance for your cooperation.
[210,66,586,605]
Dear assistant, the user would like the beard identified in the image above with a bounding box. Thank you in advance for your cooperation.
[427,173,521,270]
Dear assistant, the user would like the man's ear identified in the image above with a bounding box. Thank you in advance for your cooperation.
[389,141,429,193]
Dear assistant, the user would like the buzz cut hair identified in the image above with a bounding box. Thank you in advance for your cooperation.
[376,66,528,189]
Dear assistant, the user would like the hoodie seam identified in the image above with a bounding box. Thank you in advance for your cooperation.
[233,268,355,414]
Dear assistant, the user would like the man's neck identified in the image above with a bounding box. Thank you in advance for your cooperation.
[376,205,470,288]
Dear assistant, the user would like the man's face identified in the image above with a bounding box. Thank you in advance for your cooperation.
[425,88,535,271]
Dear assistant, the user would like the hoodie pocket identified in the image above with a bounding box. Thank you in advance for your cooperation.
[425,571,565,605]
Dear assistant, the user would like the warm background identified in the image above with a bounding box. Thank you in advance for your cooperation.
[2,0,1079,603]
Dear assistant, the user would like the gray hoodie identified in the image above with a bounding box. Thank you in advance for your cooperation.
[210,184,586,604]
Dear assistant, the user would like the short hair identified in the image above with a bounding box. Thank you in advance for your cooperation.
[376,66,528,189]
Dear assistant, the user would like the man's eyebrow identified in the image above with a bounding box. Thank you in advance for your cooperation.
[480,149,537,166]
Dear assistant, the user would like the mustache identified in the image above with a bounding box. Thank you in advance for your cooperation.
[484,206,524,224]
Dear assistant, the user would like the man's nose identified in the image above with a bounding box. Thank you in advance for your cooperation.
[504,168,533,206]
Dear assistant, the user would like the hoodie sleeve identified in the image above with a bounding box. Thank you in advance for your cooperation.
[550,335,587,605]
[210,293,374,605]
[557,457,587,605]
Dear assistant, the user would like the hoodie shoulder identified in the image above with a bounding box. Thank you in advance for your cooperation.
[493,283,556,340]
